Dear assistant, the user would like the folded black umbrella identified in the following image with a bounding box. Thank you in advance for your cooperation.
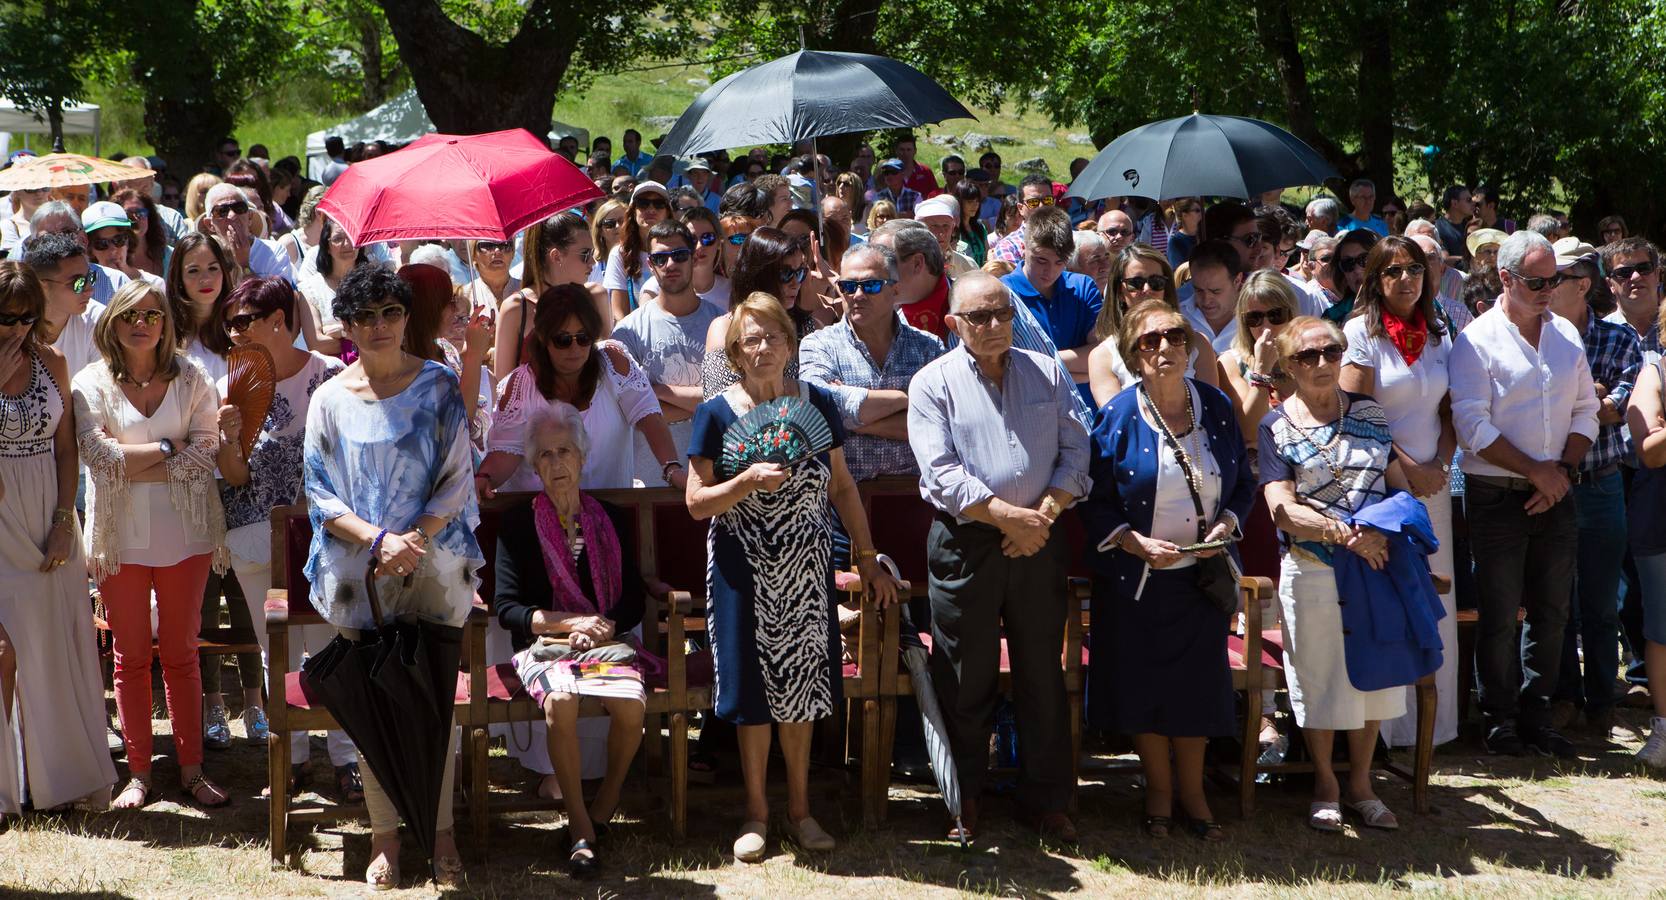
[301,563,462,857]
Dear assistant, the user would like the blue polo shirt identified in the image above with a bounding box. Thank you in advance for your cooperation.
[1000,268,1103,353]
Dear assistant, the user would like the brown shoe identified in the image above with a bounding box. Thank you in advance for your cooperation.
[1022,810,1078,845]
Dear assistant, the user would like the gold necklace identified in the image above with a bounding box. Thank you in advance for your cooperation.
[1279,389,1348,480]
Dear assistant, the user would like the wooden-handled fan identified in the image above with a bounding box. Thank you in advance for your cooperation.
[717,395,835,481]
[225,343,275,459]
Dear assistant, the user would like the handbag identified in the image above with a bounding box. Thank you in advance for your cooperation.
[1141,385,1240,614]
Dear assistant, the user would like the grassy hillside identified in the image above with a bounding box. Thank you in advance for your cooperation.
[41,61,1097,177]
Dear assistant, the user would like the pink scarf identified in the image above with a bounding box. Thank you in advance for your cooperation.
[531,492,664,676]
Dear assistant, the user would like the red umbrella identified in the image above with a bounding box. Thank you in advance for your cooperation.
[316,128,602,244]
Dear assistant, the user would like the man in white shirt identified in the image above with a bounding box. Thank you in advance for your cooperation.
[201,183,296,284]
[22,232,105,380]
[1178,241,1243,354]
[1449,230,1599,760]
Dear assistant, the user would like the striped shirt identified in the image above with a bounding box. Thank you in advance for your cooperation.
[798,312,945,482]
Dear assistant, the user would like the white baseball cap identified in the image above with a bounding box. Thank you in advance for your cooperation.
[913,195,959,222]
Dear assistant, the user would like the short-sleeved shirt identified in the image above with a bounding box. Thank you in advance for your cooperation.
[1258,392,1395,561]
[602,245,652,310]
[1000,268,1103,354]
[1342,316,1452,463]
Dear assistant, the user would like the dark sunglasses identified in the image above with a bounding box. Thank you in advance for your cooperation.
[90,233,131,251]
[1100,226,1132,238]
[125,207,149,219]
[1289,344,1345,367]
[1134,326,1189,353]
[944,168,965,179]
[636,198,670,211]
[1611,261,1657,280]
[791,233,813,251]
[779,265,808,284]
[1505,269,1566,292]
[599,218,622,231]
[347,304,407,328]
[224,310,271,333]
[649,248,693,267]
[1121,275,1169,292]
[117,308,165,326]
[548,330,595,349]
[211,200,250,218]
[726,233,750,246]
[1242,308,1292,329]
[476,241,512,254]
[1019,196,1056,209]
[1381,263,1426,280]
[1228,232,1264,248]
[1337,253,1368,273]
[0,311,39,327]
[694,231,718,247]
[957,306,1017,327]
[837,278,895,296]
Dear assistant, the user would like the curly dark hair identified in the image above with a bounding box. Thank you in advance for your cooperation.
[332,263,409,325]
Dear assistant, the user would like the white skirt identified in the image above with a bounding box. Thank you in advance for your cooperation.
[1382,487,1458,747]
[1278,552,1407,731]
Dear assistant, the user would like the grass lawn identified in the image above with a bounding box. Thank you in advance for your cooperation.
[3,685,1665,898]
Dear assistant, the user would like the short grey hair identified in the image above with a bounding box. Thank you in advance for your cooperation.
[947,271,1008,313]
[1306,197,1341,222]
[870,219,943,277]
[405,244,453,274]
[525,401,590,462]
[1497,230,1553,274]
[1403,218,1437,239]
[841,242,900,282]
[1069,230,1108,267]
[1308,235,1337,257]
[29,201,79,234]
[1526,214,1560,239]
[1348,178,1376,198]
[1410,233,1442,260]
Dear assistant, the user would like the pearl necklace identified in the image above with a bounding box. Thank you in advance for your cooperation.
[1141,383,1203,497]
[1279,389,1348,480]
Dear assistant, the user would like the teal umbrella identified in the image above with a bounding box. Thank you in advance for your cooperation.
[1065,113,1339,202]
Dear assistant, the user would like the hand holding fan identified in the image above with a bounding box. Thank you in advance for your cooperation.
[718,395,835,481]
[225,343,276,459]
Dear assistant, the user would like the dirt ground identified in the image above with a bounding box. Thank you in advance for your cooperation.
[3,690,1665,899]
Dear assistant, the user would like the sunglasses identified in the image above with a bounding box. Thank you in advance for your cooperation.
[1121,275,1169,292]
[726,233,750,246]
[0,311,39,327]
[1019,196,1056,209]
[347,304,408,328]
[649,248,693,267]
[944,168,965,179]
[548,330,594,349]
[1506,269,1566,292]
[90,233,131,251]
[125,207,149,219]
[117,308,165,326]
[1228,232,1264,248]
[212,200,250,218]
[694,231,718,247]
[1336,253,1368,274]
[1289,344,1345,367]
[1242,308,1292,329]
[779,265,809,285]
[1134,326,1189,353]
[599,218,623,231]
[1611,261,1657,280]
[837,278,895,296]
[224,310,271,333]
[43,272,94,293]
[476,241,512,254]
[957,306,1017,327]
[1381,263,1426,280]
[636,198,670,211]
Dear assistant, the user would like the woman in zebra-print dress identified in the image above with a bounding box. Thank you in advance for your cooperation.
[686,293,899,863]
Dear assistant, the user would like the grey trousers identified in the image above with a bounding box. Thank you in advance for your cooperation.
[926,515,1072,815]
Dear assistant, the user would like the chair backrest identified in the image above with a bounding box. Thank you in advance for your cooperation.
[268,503,318,618]
[860,477,936,587]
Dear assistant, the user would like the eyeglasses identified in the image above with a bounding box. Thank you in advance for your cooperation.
[1313,254,1334,266]
[636,198,669,211]
[125,207,149,219]
[225,310,272,333]
[837,278,895,295]
[726,233,749,246]
[779,265,808,285]
[1381,263,1426,280]
[1288,344,1345,367]
[1134,326,1189,353]
[1121,275,1169,292]
[739,331,790,350]
[42,272,94,293]
[957,306,1017,327]
[1100,227,1132,238]
[1019,196,1056,209]
[1242,308,1291,328]
[578,247,595,264]
[0,311,39,327]
[347,304,408,328]
[476,241,512,254]
[90,232,131,251]
[211,200,250,218]
[694,231,718,247]
[1336,253,1368,274]
[548,330,594,349]
[649,248,693,267]
[1228,232,1264,249]
[116,308,165,326]
[1506,269,1565,292]
[1611,261,1657,280]
[599,218,623,231]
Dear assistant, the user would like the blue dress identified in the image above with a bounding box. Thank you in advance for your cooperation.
[687,382,846,725]
[302,360,483,630]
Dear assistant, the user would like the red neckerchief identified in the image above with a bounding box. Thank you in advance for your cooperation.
[1383,307,1428,365]
[898,275,950,338]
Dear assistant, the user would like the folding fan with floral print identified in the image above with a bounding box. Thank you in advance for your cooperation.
[718,395,835,481]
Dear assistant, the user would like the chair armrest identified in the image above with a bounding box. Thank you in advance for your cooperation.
[265,590,290,630]
[663,590,692,707]
[1431,573,1452,596]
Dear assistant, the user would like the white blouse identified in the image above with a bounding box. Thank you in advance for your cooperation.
[1343,316,1451,463]
[1141,382,1222,572]
[104,381,215,567]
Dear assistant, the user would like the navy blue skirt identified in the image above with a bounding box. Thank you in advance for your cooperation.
[1086,568,1235,737]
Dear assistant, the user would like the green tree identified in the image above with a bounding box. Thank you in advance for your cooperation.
[0,0,109,149]
[293,0,407,110]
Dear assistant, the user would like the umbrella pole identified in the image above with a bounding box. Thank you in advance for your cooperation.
[810,135,826,242]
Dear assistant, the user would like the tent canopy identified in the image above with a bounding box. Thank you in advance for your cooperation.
[307,89,586,180]
[0,98,102,156]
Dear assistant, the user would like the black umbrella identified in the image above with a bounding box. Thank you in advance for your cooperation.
[656,50,976,158]
[301,563,462,857]
[1065,113,1339,202]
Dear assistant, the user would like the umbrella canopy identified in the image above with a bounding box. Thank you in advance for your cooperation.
[902,645,968,846]
[317,128,602,245]
[1065,113,1339,203]
[0,152,148,190]
[300,564,462,857]
[656,50,975,157]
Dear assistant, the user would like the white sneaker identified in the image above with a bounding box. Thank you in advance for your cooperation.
[1636,717,1666,769]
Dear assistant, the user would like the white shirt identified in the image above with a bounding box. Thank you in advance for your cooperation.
[1179,297,1238,355]
[1449,304,1600,478]
[1143,382,1221,573]
[54,299,106,381]
[1282,271,1331,317]
[1343,316,1451,463]
[249,238,297,284]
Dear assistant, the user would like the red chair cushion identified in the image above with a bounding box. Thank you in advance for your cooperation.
[915,632,1086,672]
[284,669,470,711]
[1227,630,1285,671]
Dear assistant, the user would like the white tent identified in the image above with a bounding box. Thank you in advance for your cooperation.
[306,89,587,181]
[0,98,102,156]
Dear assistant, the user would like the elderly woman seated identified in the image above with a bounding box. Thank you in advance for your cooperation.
[493,402,655,878]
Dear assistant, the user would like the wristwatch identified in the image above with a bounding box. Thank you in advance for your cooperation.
[158,437,176,458]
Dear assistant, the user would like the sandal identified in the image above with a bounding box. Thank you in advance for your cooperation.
[1345,797,1400,830]
[113,777,156,810]
[182,773,231,809]
[1142,815,1172,838]
[733,820,768,863]
[1308,800,1343,832]
[432,828,465,888]
[1182,816,1226,843]
[366,832,400,891]
[335,763,364,803]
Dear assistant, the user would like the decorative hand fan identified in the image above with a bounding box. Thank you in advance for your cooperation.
[718,395,835,481]
[225,343,276,459]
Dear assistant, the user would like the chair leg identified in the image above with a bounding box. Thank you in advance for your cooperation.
[470,726,489,845]
[1414,678,1437,814]
[669,712,688,840]
[861,698,881,829]
[643,712,664,777]
[268,731,289,867]
[1240,682,1260,819]
[1068,691,1082,814]
[877,694,897,824]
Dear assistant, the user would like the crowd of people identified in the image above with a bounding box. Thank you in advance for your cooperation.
[0,129,1661,887]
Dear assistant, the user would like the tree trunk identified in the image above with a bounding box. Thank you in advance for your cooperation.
[46,99,64,153]
[812,0,886,168]
[377,0,574,138]
[354,10,388,108]
[1254,0,1358,183]
[1354,7,1396,195]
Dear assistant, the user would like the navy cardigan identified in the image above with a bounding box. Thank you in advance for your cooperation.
[1079,380,1258,597]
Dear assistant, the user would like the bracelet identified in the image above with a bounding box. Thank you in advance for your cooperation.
[52,507,74,527]
[1247,371,1277,390]
[370,528,389,555]
[855,548,880,561]
[661,459,684,484]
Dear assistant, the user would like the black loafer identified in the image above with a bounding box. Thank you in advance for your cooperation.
[567,839,600,878]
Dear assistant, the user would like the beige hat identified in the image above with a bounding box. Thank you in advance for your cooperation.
[1466,227,1507,258]
[1295,228,1329,250]
[913,194,959,222]
[1553,236,1598,270]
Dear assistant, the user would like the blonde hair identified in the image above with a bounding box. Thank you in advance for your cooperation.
[1274,315,1346,362]
[866,199,897,233]
[184,173,222,221]
[1230,270,1302,360]
[1117,299,1192,369]
[589,199,628,265]
[94,281,181,384]
[723,291,798,372]
[981,259,1015,278]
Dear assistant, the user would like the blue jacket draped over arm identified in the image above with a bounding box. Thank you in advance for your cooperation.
[1334,490,1446,691]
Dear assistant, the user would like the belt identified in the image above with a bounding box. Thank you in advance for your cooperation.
[1469,462,1620,493]
[1575,463,1621,485]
